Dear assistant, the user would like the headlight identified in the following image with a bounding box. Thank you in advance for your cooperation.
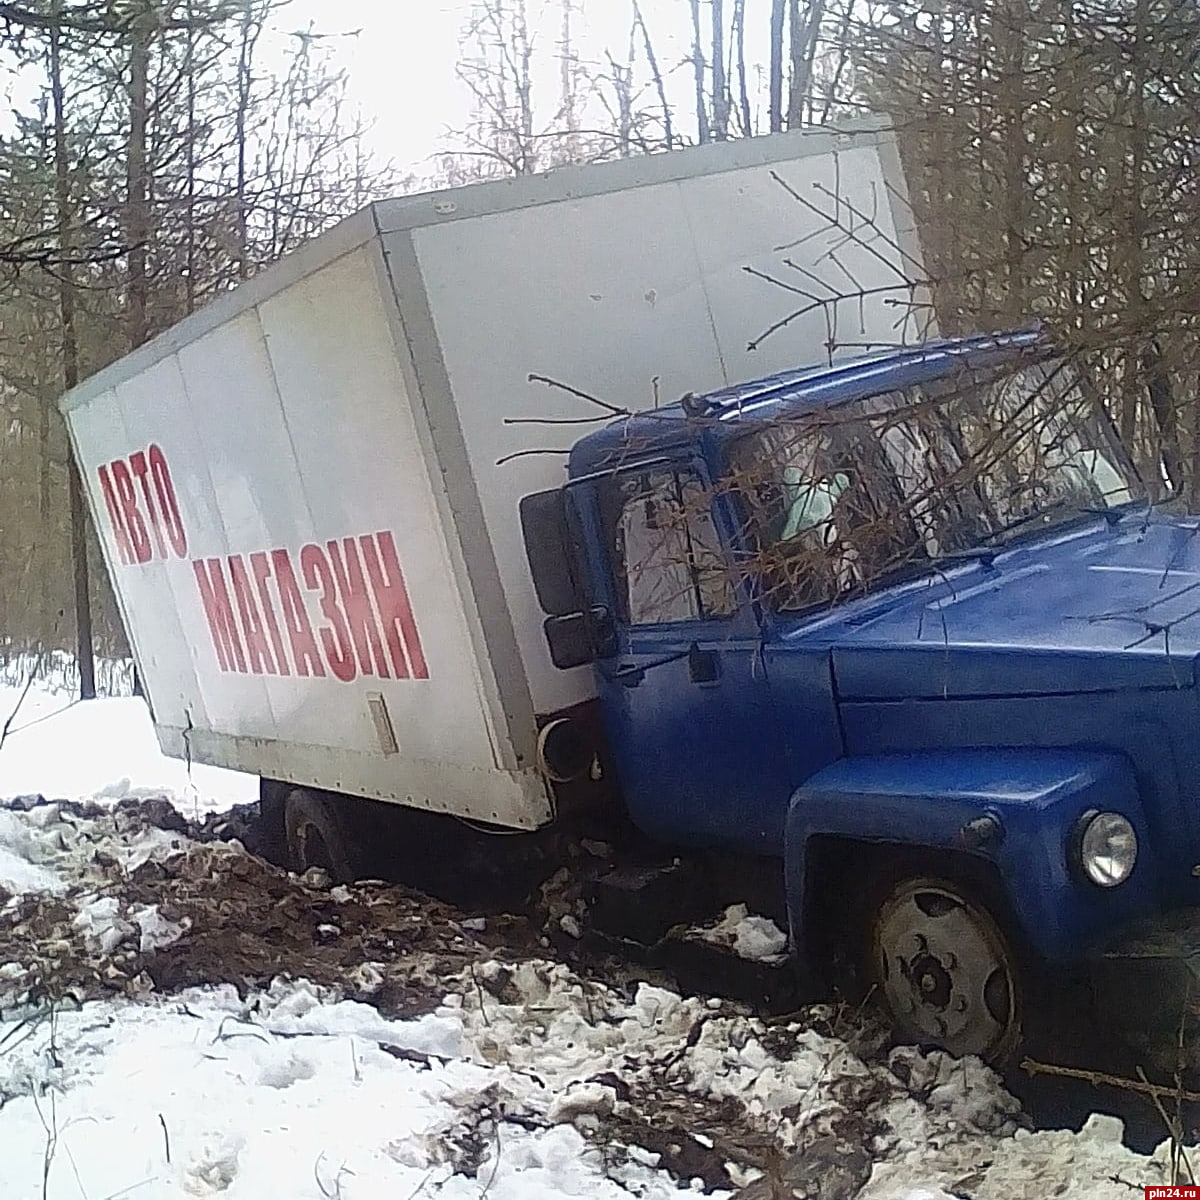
[1076,811,1138,888]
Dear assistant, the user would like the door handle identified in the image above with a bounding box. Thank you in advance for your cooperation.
[688,644,720,684]
[611,662,646,688]
[603,646,690,688]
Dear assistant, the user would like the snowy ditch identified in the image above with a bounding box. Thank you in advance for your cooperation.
[0,796,1182,1199]
[0,681,1193,1198]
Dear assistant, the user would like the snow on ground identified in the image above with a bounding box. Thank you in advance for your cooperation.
[0,802,1183,1200]
[689,904,789,964]
[0,669,1191,1198]
[0,979,703,1199]
[0,674,255,815]
[0,903,1177,1198]
[0,807,65,895]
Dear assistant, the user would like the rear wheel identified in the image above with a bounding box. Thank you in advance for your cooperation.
[283,789,362,884]
[256,779,288,865]
[870,875,1022,1063]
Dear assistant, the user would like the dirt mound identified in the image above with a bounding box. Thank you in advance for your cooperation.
[136,845,541,1010]
[0,795,540,1021]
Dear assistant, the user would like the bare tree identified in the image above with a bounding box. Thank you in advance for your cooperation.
[632,0,672,148]
[558,0,579,145]
[446,0,678,178]
[125,3,152,351]
[712,0,730,140]
[689,0,711,143]
[852,0,1200,495]
[769,0,786,132]
[452,0,540,175]
[733,0,754,135]
[788,0,825,124]
[50,0,94,697]
[233,1,263,281]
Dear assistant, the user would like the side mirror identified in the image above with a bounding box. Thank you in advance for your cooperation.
[544,606,615,669]
[521,489,585,616]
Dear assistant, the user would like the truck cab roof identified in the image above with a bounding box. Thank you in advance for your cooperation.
[568,328,1049,478]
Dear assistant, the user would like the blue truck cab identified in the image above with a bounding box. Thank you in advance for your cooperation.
[522,329,1200,1064]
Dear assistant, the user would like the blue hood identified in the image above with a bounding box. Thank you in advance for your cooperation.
[786,513,1200,701]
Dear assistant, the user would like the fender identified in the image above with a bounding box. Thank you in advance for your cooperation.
[784,748,1157,971]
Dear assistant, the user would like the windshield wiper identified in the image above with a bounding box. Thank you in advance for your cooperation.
[934,499,1134,570]
[934,546,1001,568]
[981,495,1128,546]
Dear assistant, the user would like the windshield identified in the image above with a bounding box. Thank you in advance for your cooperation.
[726,357,1144,611]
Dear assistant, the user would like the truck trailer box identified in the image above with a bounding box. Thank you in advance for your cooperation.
[60,123,924,831]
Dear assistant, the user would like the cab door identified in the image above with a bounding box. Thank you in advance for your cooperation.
[583,459,791,853]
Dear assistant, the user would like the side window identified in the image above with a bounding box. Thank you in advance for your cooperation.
[600,467,735,626]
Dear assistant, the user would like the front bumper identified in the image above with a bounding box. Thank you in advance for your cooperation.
[1088,907,1200,1073]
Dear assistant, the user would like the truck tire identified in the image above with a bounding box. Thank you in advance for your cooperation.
[283,789,361,884]
[256,780,288,866]
[869,875,1023,1064]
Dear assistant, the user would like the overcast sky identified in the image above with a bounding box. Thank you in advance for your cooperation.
[282,0,466,173]
[0,2,771,177]
[285,0,765,176]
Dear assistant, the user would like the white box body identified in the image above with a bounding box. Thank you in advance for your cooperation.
[61,124,924,829]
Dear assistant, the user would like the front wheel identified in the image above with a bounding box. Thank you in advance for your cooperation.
[870,876,1022,1063]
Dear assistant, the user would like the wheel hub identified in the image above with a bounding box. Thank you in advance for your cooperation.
[874,879,1018,1061]
[908,947,952,1010]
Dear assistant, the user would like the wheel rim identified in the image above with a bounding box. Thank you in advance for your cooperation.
[873,879,1019,1061]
